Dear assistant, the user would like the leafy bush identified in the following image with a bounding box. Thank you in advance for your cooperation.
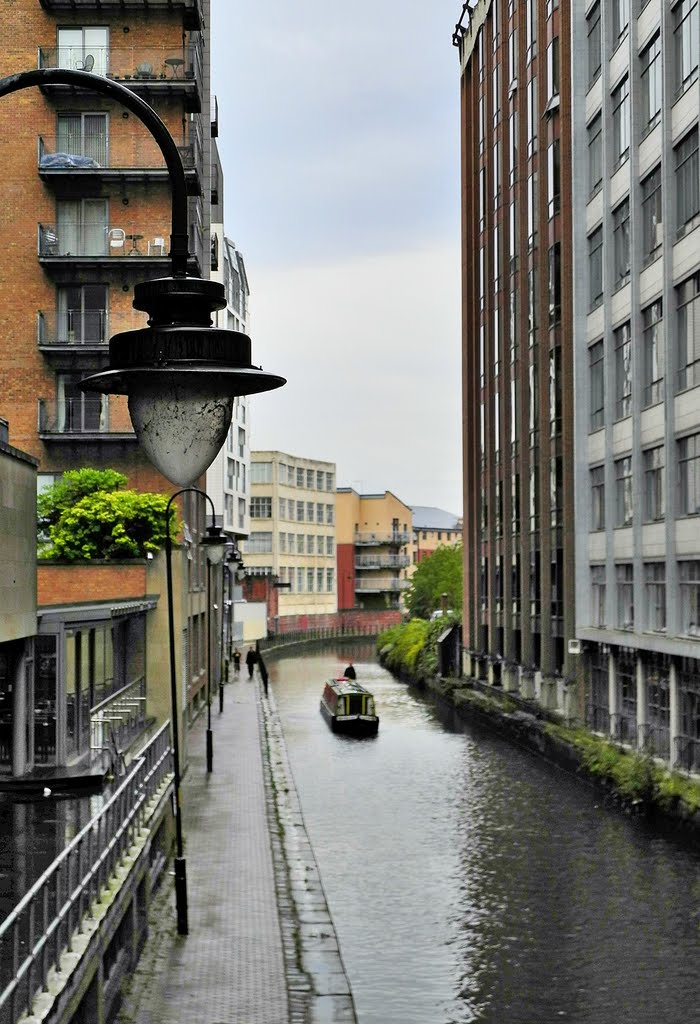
[38,468,128,534]
[405,544,463,620]
[376,613,461,681]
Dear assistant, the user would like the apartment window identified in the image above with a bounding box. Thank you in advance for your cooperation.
[493,140,501,210]
[675,128,699,236]
[547,139,560,218]
[325,504,334,524]
[613,200,630,288]
[296,467,304,487]
[614,456,633,527]
[248,531,272,554]
[587,1,601,85]
[326,536,334,555]
[54,373,106,432]
[645,563,666,632]
[679,561,700,634]
[326,471,334,491]
[528,267,537,341]
[616,564,634,629]
[316,502,324,524]
[673,0,699,96]
[306,534,314,554]
[548,242,561,326]
[588,113,602,195]
[237,427,245,457]
[527,77,538,156]
[306,568,314,592]
[250,497,272,519]
[589,341,605,431]
[526,0,537,62]
[678,433,700,515]
[57,112,108,164]
[296,567,305,592]
[279,497,287,520]
[479,168,486,233]
[326,568,334,593]
[479,94,486,154]
[591,466,605,530]
[508,29,518,86]
[527,172,537,247]
[643,446,665,522]
[493,224,500,289]
[677,273,700,391]
[279,532,287,553]
[306,501,314,522]
[493,65,501,127]
[591,565,606,627]
[641,167,662,264]
[612,77,630,167]
[250,461,272,484]
[508,103,518,186]
[642,300,664,406]
[296,500,304,521]
[306,469,314,489]
[588,227,603,309]
[316,470,324,490]
[56,198,107,256]
[611,0,630,48]
[614,321,632,419]
[640,34,662,132]
[56,284,107,344]
[509,202,517,266]
[546,37,560,102]
[296,534,304,554]
[57,27,109,77]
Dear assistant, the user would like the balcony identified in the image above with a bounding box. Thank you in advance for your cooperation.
[39,0,203,30]
[38,122,202,196]
[38,218,202,281]
[353,531,412,547]
[355,554,411,570]
[354,577,410,594]
[37,41,204,112]
[37,309,145,359]
[38,397,137,442]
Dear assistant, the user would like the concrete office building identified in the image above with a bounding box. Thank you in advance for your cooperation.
[572,0,700,769]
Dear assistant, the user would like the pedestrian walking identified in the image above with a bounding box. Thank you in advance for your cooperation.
[245,646,257,679]
[232,647,241,673]
[343,660,356,680]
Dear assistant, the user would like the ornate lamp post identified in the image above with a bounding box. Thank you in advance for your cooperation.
[0,68,285,936]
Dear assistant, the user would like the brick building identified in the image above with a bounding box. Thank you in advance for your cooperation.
[336,489,413,612]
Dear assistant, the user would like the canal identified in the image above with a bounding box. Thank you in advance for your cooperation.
[268,643,700,1024]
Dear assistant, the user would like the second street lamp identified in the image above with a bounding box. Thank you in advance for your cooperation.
[202,523,226,773]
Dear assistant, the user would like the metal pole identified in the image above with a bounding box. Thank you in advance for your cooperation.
[206,557,213,773]
[165,497,188,935]
[219,566,226,714]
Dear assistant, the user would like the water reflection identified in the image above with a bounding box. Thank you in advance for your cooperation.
[269,644,700,1024]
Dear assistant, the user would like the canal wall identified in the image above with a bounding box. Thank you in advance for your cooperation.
[260,681,358,1023]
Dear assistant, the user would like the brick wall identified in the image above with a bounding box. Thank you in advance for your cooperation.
[38,561,148,606]
[271,608,401,636]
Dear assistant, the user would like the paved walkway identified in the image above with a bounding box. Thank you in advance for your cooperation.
[118,673,289,1024]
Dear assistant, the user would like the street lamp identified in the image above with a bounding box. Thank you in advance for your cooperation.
[202,523,226,773]
[0,68,285,938]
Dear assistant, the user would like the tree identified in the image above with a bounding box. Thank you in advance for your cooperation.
[405,544,463,620]
[38,468,178,562]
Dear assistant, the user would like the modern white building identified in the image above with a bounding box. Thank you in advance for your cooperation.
[572,0,700,769]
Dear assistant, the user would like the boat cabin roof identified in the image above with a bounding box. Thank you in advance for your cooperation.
[325,677,372,697]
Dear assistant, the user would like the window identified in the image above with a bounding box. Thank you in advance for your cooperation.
[611,0,629,48]
[643,446,665,522]
[493,64,501,127]
[247,531,272,553]
[546,37,559,102]
[673,0,699,96]
[642,300,664,406]
[677,273,700,391]
[679,561,700,634]
[237,427,245,457]
[675,128,699,236]
[526,0,537,61]
[613,199,630,288]
[527,77,538,156]
[326,471,334,491]
[297,567,305,592]
[250,497,271,519]
[306,501,314,522]
[57,112,108,164]
[588,227,603,308]
[296,534,304,553]
[641,167,662,264]
[508,29,518,86]
[306,469,314,489]
[307,568,314,592]
[479,94,486,154]
[306,534,314,554]
[326,536,334,555]
[296,467,304,487]
[55,198,108,256]
[614,456,633,527]
[587,2,601,85]
[640,34,662,132]
[591,466,605,530]
[547,139,560,218]
[54,373,106,432]
[527,172,537,247]
[493,140,501,210]
[317,535,325,554]
[614,321,632,419]
[296,500,304,521]
[616,564,634,629]
[678,433,700,515]
[316,470,324,489]
[509,103,518,186]
[645,564,666,631]
[611,77,630,166]
[591,565,606,627]
[588,114,602,195]
[55,284,107,345]
[278,497,287,520]
[548,243,561,326]
[326,569,334,592]
[325,504,334,524]
[316,502,324,524]
[589,341,605,431]
[279,532,287,553]
[57,26,109,76]
[250,461,272,484]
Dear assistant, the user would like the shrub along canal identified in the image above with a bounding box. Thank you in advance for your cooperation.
[267,642,700,1024]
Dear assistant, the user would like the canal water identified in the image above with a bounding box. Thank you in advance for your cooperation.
[268,644,700,1024]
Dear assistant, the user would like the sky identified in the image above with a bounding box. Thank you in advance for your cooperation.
[211,1,464,515]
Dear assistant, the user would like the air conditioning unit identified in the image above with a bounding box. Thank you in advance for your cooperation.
[567,638,582,656]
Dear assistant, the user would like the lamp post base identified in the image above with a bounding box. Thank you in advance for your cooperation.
[174,856,188,935]
[206,728,213,773]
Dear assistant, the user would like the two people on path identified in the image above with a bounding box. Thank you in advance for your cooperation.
[246,646,258,679]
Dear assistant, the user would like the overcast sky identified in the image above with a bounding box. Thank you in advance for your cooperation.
[211,1,463,515]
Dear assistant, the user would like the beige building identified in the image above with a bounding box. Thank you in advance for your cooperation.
[244,451,337,618]
[336,490,413,611]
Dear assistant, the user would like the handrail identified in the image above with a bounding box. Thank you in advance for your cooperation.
[0,723,172,1024]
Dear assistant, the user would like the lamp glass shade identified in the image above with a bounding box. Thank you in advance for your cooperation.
[127,374,234,487]
[203,535,227,565]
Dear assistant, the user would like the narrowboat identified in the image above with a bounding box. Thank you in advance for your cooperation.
[320,678,379,736]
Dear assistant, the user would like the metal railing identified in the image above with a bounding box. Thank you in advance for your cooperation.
[39,118,202,174]
[38,222,172,258]
[37,396,110,435]
[0,724,172,1024]
[638,722,671,760]
[354,577,409,593]
[37,42,202,87]
[37,309,142,348]
[91,677,147,774]
[353,531,411,546]
[587,702,610,735]
[675,734,700,774]
[355,554,411,569]
[610,712,638,747]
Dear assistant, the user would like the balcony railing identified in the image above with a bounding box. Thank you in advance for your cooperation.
[91,676,146,773]
[354,577,410,593]
[355,554,411,569]
[37,309,142,349]
[354,531,411,546]
[39,222,171,258]
[610,712,637,747]
[638,722,670,760]
[38,396,110,435]
[38,41,204,111]
[675,734,700,774]
[38,0,204,31]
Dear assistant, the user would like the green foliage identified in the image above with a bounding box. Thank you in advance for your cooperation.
[39,469,176,562]
[405,544,463,620]
[376,613,461,681]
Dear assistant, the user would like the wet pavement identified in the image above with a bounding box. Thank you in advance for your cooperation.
[117,671,356,1024]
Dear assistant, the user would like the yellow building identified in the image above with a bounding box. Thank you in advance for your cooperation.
[244,451,337,618]
[336,490,413,611]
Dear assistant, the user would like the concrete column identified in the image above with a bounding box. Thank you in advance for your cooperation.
[669,660,680,769]
[636,655,646,748]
